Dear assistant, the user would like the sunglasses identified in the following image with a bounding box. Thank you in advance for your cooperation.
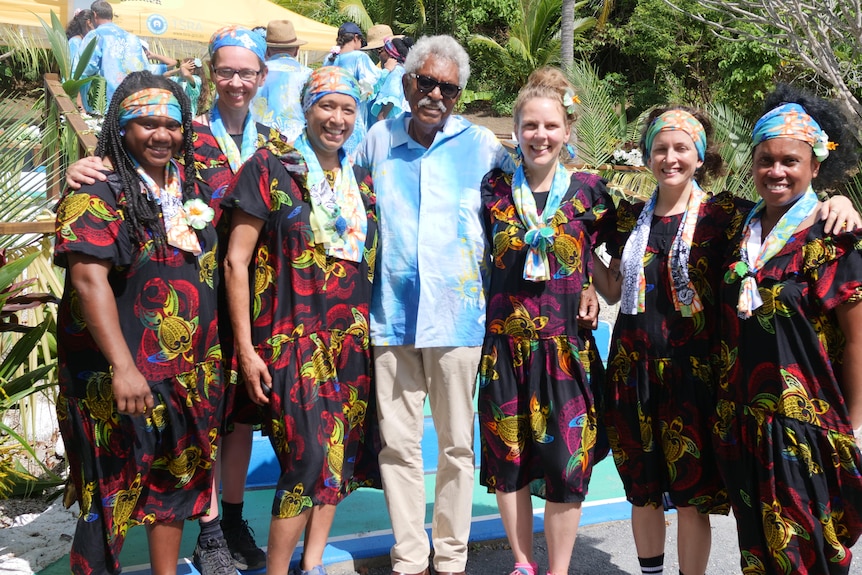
[410,73,461,99]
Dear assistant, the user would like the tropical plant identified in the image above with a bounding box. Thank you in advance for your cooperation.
[35,11,100,101]
[339,0,427,36]
[0,250,61,499]
[468,0,596,95]
[702,101,754,198]
[843,169,862,213]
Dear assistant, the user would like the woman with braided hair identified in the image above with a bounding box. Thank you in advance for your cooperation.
[54,70,224,575]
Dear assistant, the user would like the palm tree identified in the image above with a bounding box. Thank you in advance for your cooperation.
[338,0,426,37]
[469,0,595,94]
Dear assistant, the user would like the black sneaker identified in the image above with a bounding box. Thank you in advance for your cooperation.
[223,519,266,571]
[193,535,237,575]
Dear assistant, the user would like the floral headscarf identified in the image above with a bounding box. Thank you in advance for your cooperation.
[301,66,361,113]
[118,88,182,128]
[208,25,266,61]
[644,109,707,161]
[751,102,831,161]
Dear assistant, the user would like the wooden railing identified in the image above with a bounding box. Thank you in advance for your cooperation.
[0,74,98,237]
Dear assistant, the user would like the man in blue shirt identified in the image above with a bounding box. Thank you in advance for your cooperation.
[250,19,312,142]
[73,1,173,113]
[355,35,511,575]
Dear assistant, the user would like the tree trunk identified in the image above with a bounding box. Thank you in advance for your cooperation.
[561,0,574,71]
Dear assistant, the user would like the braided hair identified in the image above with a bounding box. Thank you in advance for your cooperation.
[95,70,197,249]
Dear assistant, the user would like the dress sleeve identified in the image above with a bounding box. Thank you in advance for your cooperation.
[605,198,638,259]
[807,230,862,312]
[53,178,130,268]
[220,149,277,222]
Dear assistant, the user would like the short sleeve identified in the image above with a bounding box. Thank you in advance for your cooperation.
[605,198,639,259]
[807,231,862,312]
[53,178,130,268]
[220,149,278,222]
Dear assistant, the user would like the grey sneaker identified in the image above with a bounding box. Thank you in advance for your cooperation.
[223,519,266,571]
[192,535,238,575]
[296,566,326,575]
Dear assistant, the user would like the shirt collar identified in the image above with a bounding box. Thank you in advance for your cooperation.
[392,113,472,150]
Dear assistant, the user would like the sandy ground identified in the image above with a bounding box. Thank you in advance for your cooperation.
[0,497,77,574]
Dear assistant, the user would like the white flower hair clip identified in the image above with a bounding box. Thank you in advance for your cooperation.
[812,131,834,162]
[562,89,579,114]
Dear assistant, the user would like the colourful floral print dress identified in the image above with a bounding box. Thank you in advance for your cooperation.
[715,223,862,574]
[220,140,381,518]
[478,168,613,502]
[54,173,223,574]
[604,191,750,514]
[191,119,280,429]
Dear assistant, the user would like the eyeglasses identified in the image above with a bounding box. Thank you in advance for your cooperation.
[213,67,262,81]
[410,73,461,99]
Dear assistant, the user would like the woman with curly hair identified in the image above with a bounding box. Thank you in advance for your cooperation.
[221,66,380,575]
[54,70,223,575]
[715,84,862,574]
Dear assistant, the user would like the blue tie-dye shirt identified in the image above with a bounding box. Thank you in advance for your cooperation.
[73,23,166,112]
[355,114,513,347]
[250,53,311,142]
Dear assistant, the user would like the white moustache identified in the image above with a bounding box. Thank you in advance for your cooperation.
[416,97,447,113]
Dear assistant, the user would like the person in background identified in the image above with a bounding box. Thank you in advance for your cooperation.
[66,9,94,59]
[250,19,312,142]
[164,58,209,118]
[715,84,862,575]
[73,1,176,113]
[369,33,414,122]
[54,69,223,575]
[478,66,614,575]
[222,66,380,575]
[326,22,381,154]
[63,25,278,575]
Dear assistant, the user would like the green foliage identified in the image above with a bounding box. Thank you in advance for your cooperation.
[467,0,595,95]
[36,11,101,100]
[702,101,754,198]
[0,251,62,499]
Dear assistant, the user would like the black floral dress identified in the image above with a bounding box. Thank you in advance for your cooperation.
[191,119,280,429]
[715,223,862,574]
[220,141,381,518]
[54,172,223,575]
[604,191,749,513]
[478,168,613,503]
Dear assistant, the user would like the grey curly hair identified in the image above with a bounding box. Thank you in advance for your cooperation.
[403,35,470,88]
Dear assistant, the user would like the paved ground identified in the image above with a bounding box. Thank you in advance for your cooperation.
[326,512,748,574]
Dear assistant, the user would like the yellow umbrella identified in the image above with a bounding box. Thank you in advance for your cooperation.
[0,0,338,52]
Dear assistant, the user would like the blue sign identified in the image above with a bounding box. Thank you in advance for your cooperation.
[146,14,168,35]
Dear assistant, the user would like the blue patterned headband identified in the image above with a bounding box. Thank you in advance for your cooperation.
[644,109,707,161]
[209,26,267,62]
[751,103,832,162]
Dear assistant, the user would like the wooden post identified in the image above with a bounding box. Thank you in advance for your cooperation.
[42,73,99,200]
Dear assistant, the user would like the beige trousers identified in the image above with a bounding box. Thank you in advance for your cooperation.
[374,345,481,574]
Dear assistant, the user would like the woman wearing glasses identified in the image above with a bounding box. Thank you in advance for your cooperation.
[221,66,380,575]
[64,25,281,575]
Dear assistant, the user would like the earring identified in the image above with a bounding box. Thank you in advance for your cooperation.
[565,143,576,160]
[119,129,126,137]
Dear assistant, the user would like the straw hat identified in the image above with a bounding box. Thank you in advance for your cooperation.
[265,20,307,48]
[362,24,402,50]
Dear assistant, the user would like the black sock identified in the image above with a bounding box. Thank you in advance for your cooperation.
[638,554,664,575]
[198,514,223,542]
[222,501,243,527]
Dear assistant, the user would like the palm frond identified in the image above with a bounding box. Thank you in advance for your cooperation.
[568,60,620,167]
[339,0,374,31]
[704,101,754,198]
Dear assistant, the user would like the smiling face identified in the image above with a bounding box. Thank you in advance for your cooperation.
[516,96,570,175]
[210,46,266,113]
[122,116,183,179]
[647,130,703,195]
[404,55,460,134]
[304,93,357,165]
[752,137,820,210]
